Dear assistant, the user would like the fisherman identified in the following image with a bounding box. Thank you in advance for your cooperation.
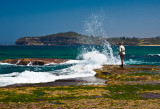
[118,43,125,68]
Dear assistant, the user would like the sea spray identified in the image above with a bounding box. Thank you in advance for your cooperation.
[15,60,21,65]
[0,47,110,86]
[27,61,33,66]
[83,12,120,65]
[0,12,121,87]
[0,51,107,86]
[102,41,120,64]
[84,12,106,37]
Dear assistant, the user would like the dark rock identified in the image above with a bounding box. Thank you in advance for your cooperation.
[32,61,45,65]
[141,93,160,99]
[102,71,110,75]
[0,58,68,66]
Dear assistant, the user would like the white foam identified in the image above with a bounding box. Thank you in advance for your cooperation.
[0,12,122,86]
[125,59,144,65]
[82,51,107,65]
[0,49,117,87]
[45,62,58,65]
[45,60,81,66]
[0,70,94,86]
[126,59,160,65]
[63,60,82,64]
[102,41,120,65]
[16,60,21,65]
[148,54,160,56]
[0,72,20,77]
[0,62,12,65]
[27,61,33,66]
[0,71,56,86]
[0,49,120,87]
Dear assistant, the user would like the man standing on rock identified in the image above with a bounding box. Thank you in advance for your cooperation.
[118,43,125,68]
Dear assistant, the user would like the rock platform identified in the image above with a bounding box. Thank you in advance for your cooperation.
[0,58,68,65]
[94,65,160,85]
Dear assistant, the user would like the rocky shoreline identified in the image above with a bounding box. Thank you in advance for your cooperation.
[0,58,68,65]
[94,64,160,85]
[1,64,159,87]
[1,76,106,88]
[0,64,160,108]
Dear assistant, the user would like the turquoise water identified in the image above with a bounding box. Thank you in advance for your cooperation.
[0,45,160,65]
[0,45,160,86]
[125,46,160,65]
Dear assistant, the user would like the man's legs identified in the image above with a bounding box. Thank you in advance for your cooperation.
[120,55,125,68]
[121,59,124,68]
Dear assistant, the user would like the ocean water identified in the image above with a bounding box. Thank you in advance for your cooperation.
[1,12,160,87]
[0,45,160,86]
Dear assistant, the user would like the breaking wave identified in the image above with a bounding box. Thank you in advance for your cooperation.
[0,12,121,86]
[148,54,160,57]
[0,48,120,86]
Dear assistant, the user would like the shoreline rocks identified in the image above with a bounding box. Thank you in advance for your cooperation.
[94,65,160,85]
[0,58,68,65]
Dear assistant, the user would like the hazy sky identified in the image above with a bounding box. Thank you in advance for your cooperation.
[0,0,160,44]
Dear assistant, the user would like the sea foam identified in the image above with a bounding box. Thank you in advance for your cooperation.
[0,50,110,86]
[0,12,121,86]
[148,54,160,56]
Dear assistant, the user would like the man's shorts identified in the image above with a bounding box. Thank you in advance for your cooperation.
[120,55,125,60]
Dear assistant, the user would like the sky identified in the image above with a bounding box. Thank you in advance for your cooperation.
[0,0,160,44]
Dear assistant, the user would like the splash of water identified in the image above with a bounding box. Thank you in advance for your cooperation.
[102,41,120,64]
[0,51,107,86]
[27,61,33,66]
[0,12,120,87]
[84,12,106,37]
[15,60,21,65]
[83,12,120,65]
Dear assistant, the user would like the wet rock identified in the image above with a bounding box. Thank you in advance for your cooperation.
[136,76,148,81]
[0,58,68,66]
[17,59,30,65]
[1,59,18,64]
[141,93,160,99]
[32,61,45,65]
[94,65,160,85]
[102,71,110,75]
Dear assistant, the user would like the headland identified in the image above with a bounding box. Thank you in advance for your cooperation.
[15,31,160,46]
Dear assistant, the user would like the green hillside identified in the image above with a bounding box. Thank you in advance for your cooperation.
[16,32,160,46]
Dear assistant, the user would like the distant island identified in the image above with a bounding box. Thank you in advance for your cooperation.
[16,32,160,46]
